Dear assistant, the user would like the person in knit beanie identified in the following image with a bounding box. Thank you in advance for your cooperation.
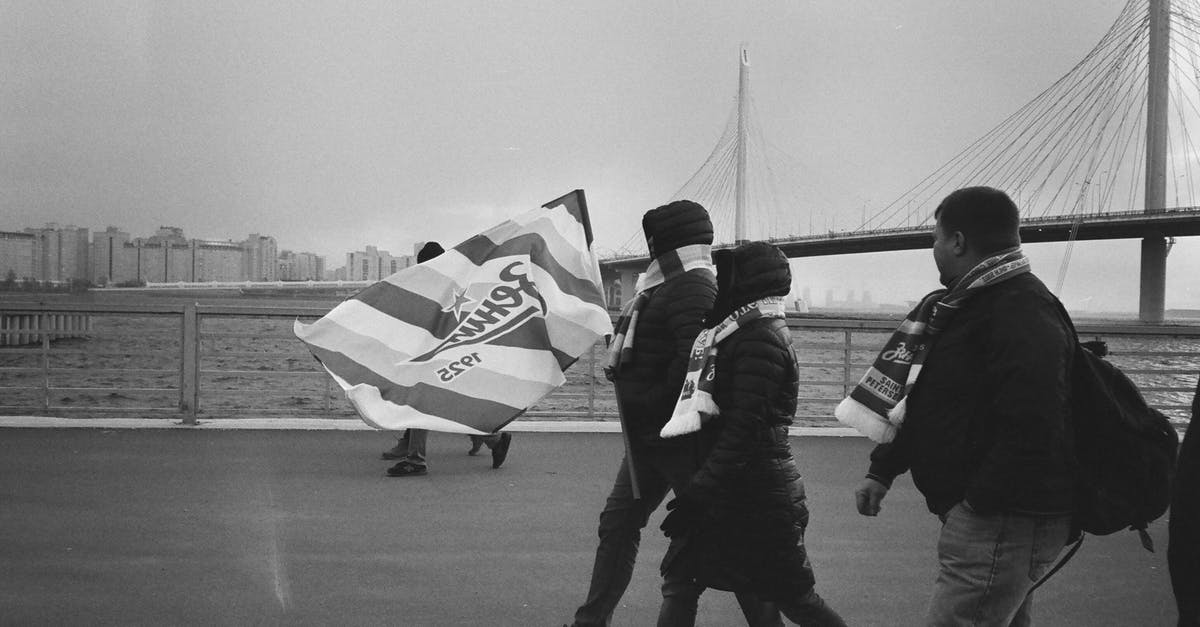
[568,201,779,626]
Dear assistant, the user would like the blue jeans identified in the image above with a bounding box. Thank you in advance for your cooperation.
[926,502,1071,627]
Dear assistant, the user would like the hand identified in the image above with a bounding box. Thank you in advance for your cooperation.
[855,478,889,517]
[660,498,704,538]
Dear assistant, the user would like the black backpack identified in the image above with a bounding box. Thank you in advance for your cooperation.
[1067,334,1178,542]
[1033,300,1180,591]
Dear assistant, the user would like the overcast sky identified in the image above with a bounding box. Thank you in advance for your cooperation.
[2,1,1198,312]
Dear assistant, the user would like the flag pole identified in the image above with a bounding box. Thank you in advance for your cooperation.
[542,189,594,246]
[611,381,642,500]
[542,189,641,500]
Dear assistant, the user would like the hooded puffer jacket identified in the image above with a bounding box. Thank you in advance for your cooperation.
[616,200,716,447]
[673,241,816,600]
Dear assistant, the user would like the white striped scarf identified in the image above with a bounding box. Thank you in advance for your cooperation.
[834,248,1030,443]
[660,296,787,438]
[606,244,714,373]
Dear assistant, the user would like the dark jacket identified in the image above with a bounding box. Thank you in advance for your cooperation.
[868,272,1076,517]
[672,242,816,600]
[1169,379,1199,625]
[616,201,716,447]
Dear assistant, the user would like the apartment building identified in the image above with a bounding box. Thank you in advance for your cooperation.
[0,231,37,281]
[243,234,278,281]
[25,223,89,282]
[345,245,412,282]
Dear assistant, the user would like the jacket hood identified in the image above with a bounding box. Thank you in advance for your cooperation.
[709,241,791,322]
[642,200,714,258]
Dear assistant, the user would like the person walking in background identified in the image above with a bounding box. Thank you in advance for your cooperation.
[1170,377,1199,626]
[567,201,779,627]
[382,241,512,477]
[840,187,1077,626]
[656,242,847,627]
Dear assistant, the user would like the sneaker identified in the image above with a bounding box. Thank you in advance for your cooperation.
[491,432,513,469]
[468,435,484,456]
[386,461,427,477]
[381,432,409,460]
[381,445,407,460]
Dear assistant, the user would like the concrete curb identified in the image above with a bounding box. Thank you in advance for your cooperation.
[0,416,863,437]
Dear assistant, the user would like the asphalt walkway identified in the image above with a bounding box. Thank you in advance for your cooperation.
[0,423,1179,626]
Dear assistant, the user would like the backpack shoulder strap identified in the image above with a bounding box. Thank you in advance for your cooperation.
[1029,533,1085,593]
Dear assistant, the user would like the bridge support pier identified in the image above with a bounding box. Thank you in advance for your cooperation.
[1141,0,1170,323]
[617,269,638,307]
[1139,235,1167,323]
[599,267,639,309]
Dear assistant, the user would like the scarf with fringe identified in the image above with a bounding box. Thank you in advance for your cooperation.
[606,244,714,374]
[660,296,787,438]
[835,247,1030,443]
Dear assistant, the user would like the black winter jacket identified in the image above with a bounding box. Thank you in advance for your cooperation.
[868,272,1076,517]
[617,271,716,446]
[616,201,716,447]
[671,242,817,600]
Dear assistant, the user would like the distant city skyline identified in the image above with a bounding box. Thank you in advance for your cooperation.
[2,217,399,261]
[0,218,427,286]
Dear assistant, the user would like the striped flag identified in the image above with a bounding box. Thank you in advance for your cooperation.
[294,190,611,435]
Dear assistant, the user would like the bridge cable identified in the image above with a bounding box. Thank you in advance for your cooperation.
[1054,215,1085,295]
[862,0,1152,229]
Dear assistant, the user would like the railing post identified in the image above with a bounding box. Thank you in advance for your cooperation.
[324,376,332,413]
[843,330,853,398]
[588,342,597,420]
[41,313,50,412]
[180,303,199,424]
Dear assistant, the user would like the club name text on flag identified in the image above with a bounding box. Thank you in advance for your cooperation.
[294,190,612,435]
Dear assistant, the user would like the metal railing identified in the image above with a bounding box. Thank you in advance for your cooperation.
[1,302,1196,428]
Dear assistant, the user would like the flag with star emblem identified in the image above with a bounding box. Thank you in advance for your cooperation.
[294,190,611,434]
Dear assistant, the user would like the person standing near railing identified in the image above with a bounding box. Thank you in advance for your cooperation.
[380,241,512,477]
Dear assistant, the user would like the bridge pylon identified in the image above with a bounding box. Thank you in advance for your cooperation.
[1140,0,1171,322]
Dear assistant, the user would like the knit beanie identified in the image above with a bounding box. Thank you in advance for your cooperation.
[641,200,714,258]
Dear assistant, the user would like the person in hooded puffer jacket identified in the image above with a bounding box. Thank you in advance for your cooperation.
[568,203,779,627]
[656,242,846,627]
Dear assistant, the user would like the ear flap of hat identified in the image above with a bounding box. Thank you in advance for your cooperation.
[714,249,735,296]
[709,248,736,322]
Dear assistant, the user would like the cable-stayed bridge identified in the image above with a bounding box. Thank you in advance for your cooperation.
[600,0,1200,322]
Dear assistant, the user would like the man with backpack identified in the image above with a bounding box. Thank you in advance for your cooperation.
[838,187,1077,626]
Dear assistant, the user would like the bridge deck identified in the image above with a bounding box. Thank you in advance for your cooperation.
[602,207,1200,267]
